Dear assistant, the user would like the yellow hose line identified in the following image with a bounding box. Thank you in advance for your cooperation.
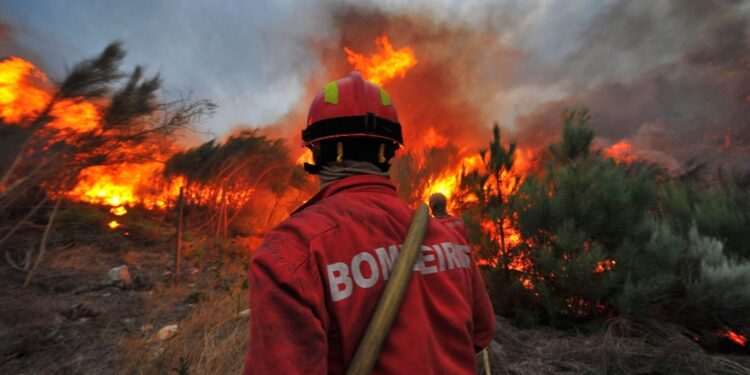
[345,203,430,375]
[483,348,491,375]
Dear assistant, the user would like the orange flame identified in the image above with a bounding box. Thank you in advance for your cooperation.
[48,98,100,134]
[422,127,449,148]
[1,56,100,135]
[296,148,313,166]
[344,35,418,86]
[421,155,483,207]
[0,56,50,123]
[1,56,183,212]
[604,140,638,163]
[107,220,120,229]
[66,162,183,209]
[423,146,534,273]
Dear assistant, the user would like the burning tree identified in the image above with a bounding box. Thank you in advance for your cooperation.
[0,43,214,285]
[459,123,522,271]
[164,130,312,240]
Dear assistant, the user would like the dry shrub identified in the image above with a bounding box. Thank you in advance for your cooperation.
[45,245,112,271]
[486,317,750,375]
[120,290,247,375]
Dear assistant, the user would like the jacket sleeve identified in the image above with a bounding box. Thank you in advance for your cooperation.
[470,261,495,352]
[244,244,327,375]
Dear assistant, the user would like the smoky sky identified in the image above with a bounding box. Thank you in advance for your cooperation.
[1,0,748,168]
[506,0,750,169]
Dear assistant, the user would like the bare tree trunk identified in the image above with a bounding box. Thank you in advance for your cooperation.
[498,218,509,275]
[175,186,184,281]
[0,153,24,190]
[494,171,510,276]
[23,199,61,288]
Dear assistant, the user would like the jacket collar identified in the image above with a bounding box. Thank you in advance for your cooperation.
[292,174,397,214]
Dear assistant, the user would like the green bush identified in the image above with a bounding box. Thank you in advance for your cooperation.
[466,109,750,348]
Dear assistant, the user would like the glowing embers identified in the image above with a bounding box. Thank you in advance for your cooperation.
[344,35,417,86]
[594,259,616,273]
[721,330,747,347]
[110,206,128,216]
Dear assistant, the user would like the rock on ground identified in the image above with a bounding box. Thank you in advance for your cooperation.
[154,324,178,341]
[101,265,131,288]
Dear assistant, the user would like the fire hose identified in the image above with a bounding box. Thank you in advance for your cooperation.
[345,203,430,375]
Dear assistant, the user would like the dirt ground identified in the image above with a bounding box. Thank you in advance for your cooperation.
[0,243,247,375]
[2,243,749,375]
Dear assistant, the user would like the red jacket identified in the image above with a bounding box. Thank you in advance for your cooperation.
[437,216,469,242]
[245,175,495,374]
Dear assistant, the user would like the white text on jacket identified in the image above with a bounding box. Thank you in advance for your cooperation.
[327,242,472,302]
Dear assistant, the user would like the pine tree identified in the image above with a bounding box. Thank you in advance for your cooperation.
[460,122,520,271]
[480,108,750,347]
[511,108,658,325]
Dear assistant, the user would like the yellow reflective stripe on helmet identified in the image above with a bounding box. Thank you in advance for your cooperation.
[379,87,392,106]
[323,81,339,104]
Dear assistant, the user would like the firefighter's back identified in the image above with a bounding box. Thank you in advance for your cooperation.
[246,176,494,374]
[305,177,493,374]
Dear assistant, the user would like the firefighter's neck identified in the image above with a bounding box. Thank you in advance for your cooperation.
[318,160,389,188]
[433,211,449,218]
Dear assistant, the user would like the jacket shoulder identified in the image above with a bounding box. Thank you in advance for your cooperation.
[255,205,337,271]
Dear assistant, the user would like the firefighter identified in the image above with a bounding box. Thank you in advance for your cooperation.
[429,192,469,241]
[244,71,495,374]
[428,192,450,219]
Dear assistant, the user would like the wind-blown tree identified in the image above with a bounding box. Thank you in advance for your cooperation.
[1,43,213,198]
[164,130,312,238]
[0,42,214,285]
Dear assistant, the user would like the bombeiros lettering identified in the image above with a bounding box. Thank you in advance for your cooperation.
[326,242,473,302]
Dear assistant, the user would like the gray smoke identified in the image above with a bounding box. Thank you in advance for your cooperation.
[323,0,750,172]
[3,0,748,171]
[489,0,750,170]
